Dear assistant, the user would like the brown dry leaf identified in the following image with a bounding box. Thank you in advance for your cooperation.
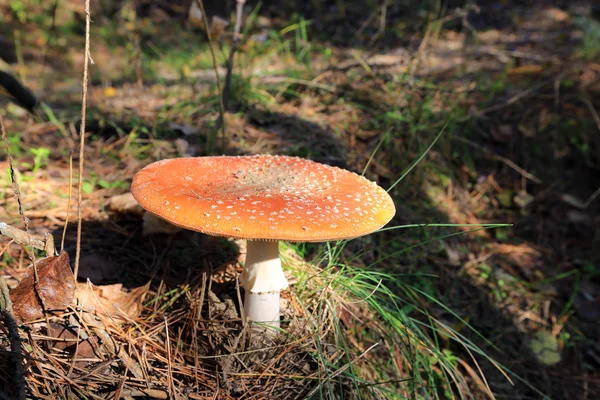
[10,252,75,323]
[75,281,150,325]
[543,8,570,22]
[507,64,544,76]
[107,192,144,215]
[47,322,100,366]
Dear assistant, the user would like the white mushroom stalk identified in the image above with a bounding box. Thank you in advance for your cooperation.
[241,240,288,328]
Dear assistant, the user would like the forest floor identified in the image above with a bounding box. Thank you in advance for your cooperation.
[0,0,599,399]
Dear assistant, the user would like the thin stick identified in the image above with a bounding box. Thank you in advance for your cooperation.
[74,0,91,280]
[60,150,73,253]
[0,278,26,400]
[0,116,31,400]
[304,341,381,398]
[196,0,225,153]
[66,299,84,377]
[583,185,600,209]
[164,316,175,399]
[452,136,542,184]
[1,113,40,276]
[458,75,562,123]
[0,223,54,254]
[219,0,246,140]
[581,91,600,133]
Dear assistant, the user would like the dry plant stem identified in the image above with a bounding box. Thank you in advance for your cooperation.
[221,0,246,117]
[304,341,381,398]
[0,113,40,282]
[0,222,55,254]
[164,316,176,399]
[60,151,73,253]
[195,0,225,153]
[452,136,542,184]
[241,240,288,328]
[0,278,26,400]
[74,0,91,280]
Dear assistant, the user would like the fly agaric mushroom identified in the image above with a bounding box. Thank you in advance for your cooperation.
[131,155,395,328]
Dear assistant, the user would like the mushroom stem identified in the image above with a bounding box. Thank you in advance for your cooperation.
[244,292,281,327]
[241,240,289,327]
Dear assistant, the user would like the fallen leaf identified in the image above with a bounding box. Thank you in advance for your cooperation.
[444,243,461,266]
[187,0,205,29]
[10,252,75,323]
[107,192,144,215]
[47,322,100,366]
[75,281,150,326]
[497,189,515,208]
[543,8,570,22]
[514,190,534,210]
[508,64,544,76]
[103,86,117,97]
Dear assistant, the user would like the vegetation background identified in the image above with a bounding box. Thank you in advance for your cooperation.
[0,0,598,399]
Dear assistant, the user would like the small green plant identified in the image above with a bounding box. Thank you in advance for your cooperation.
[5,134,22,157]
[576,16,600,60]
[9,0,28,23]
[82,172,128,194]
[29,147,50,173]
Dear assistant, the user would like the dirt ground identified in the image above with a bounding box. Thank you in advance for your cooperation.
[0,0,599,399]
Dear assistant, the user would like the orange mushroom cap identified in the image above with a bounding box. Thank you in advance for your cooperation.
[131,155,396,242]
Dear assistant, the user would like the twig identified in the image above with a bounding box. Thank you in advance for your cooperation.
[195,0,225,153]
[119,388,168,399]
[0,114,36,400]
[74,0,91,280]
[0,222,55,255]
[164,316,175,399]
[0,114,41,279]
[60,150,74,253]
[453,136,543,184]
[304,341,382,398]
[259,76,335,92]
[0,277,26,400]
[67,299,85,377]
[458,74,565,123]
[217,0,246,148]
[581,91,600,133]
[583,186,600,209]
[192,273,207,386]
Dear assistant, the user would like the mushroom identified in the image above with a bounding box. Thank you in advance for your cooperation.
[131,155,395,328]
